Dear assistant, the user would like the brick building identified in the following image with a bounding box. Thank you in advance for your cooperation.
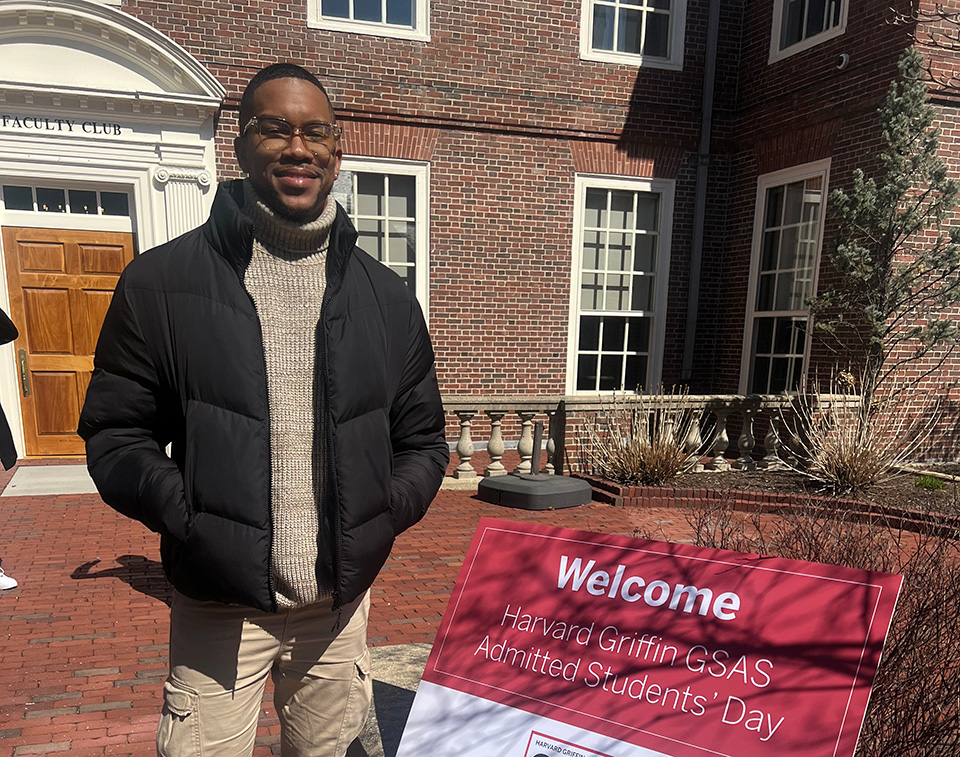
[0,0,957,462]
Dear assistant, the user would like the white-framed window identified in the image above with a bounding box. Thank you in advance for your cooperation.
[308,0,429,40]
[0,182,133,233]
[769,0,846,62]
[580,0,687,70]
[568,174,675,393]
[740,160,829,394]
[333,159,430,314]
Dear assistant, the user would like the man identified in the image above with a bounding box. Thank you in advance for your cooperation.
[79,63,448,756]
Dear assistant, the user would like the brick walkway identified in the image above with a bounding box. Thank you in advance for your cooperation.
[0,465,695,756]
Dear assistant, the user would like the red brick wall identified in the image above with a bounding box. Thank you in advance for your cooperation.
[114,0,960,458]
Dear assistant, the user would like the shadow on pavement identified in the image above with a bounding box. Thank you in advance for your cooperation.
[70,555,173,606]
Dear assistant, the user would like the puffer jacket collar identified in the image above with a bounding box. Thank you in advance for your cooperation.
[201,179,359,290]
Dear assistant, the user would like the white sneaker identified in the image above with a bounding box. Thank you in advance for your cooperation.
[0,568,17,591]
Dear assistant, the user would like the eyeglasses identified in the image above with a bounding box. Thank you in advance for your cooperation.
[242,116,342,153]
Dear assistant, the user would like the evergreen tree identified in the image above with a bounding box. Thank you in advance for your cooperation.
[810,48,960,405]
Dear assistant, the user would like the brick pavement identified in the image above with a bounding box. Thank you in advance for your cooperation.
[0,463,694,756]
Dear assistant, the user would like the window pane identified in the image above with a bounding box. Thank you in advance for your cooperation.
[635,194,658,231]
[774,318,794,354]
[770,358,790,393]
[388,175,416,217]
[604,274,629,310]
[602,317,626,350]
[751,357,770,393]
[805,0,828,38]
[757,273,775,311]
[101,192,129,216]
[781,0,804,47]
[599,354,623,390]
[355,0,382,21]
[607,232,629,271]
[631,275,654,311]
[581,273,602,310]
[584,188,606,228]
[386,0,413,26]
[356,174,384,215]
[578,354,598,391]
[580,316,601,351]
[322,0,349,16]
[388,221,415,263]
[609,190,634,230]
[643,12,670,58]
[755,317,774,353]
[761,230,779,271]
[357,218,384,260]
[69,190,98,215]
[3,186,32,210]
[626,317,651,352]
[390,265,415,290]
[617,9,643,55]
[592,4,615,51]
[775,271,795,311]
[36,187,65,213]
[634,235,656,272]
[765,186,783,227]
[583,231,604,269]
[783,181,804,225]
[625,355,648,391]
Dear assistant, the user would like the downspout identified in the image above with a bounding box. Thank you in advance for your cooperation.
[680,0,722,381]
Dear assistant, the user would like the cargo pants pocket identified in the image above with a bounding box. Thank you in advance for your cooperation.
[157,678,201,756]
[336,648,373,756]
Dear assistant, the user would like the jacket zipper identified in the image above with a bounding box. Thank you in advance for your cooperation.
[241,233,277,612]
[319,224,352,611]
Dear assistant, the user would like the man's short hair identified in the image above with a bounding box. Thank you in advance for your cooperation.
[238,63,334,128]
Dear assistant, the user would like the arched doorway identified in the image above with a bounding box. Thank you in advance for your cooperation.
[0,0,225,457]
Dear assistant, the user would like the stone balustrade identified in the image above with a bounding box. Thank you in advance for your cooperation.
[442,393,859,484]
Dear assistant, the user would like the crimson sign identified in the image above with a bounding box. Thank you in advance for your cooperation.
[396,518,901,757]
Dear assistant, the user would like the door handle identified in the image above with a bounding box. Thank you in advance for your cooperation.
[17,348,30,397]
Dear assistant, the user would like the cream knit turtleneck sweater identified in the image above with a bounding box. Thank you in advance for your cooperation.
[241,180,338,608]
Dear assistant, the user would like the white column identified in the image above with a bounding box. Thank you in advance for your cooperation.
[154,166,212,239]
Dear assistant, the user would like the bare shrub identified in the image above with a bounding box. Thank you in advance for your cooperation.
[577,388,710,486]
[779,373,941,494]
[686,497,960,756]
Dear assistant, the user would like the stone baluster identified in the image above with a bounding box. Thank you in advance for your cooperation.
[453,410,479,480]
[483,410,507,477]
[735,406,757,471]
[779,411,804,467]
[759,415,785,469]
[544,408,557,475]
[514,410,536,474]
[705,405,731,471]
[684,414,704,472]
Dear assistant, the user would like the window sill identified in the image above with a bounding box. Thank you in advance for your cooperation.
[307,16,430,41]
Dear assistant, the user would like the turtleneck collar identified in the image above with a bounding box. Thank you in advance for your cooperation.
[242,179,337,255]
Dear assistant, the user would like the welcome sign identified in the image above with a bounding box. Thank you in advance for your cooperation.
[396,518,902,757]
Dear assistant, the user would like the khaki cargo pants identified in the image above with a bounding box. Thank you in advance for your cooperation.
[157,589,372,756]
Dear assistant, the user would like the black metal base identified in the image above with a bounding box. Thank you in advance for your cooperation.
[477,473,593,510]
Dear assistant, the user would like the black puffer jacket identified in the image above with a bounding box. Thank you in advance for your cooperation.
[78,180,448,612]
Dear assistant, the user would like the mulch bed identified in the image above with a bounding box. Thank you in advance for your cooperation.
[669,464,960,516]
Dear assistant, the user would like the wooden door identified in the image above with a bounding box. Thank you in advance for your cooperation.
[2,227,135,456]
